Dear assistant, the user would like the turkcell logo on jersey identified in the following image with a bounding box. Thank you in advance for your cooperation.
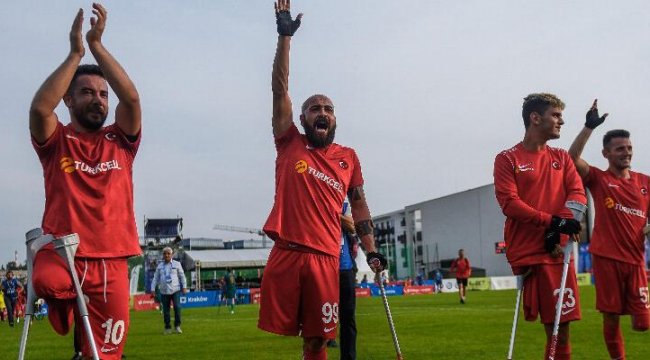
[294,159,344,193]
[60,156,76,173]
[604,197,646,218]
[295,160,308,173]
[59,156,121,175]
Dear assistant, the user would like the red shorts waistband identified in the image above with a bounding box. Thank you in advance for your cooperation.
[274,239,331,256]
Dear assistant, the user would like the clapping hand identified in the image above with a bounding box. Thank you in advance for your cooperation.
[86,3,107,46]
[70,9,85,57]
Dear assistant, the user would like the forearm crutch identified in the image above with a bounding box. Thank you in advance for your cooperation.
[507,273,525,360]
[18,228,54,360]
[547,201,587,360]
[52,234,100,360]
[375,272,404,360]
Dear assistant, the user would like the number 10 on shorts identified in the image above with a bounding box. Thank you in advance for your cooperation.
[101,318,125,345]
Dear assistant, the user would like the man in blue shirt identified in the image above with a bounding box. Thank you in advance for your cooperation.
[151,247,187,334]
[434,269,443,293]
[1,270,23,327]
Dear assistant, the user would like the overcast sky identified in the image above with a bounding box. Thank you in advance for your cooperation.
[1,0,649,265]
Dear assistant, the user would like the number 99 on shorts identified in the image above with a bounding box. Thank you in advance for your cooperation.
[321,302,339,325]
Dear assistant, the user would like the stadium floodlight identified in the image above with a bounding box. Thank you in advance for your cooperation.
[547,201,586,360]
[375,272,404,360]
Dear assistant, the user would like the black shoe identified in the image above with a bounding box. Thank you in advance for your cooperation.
[327,339,338,348]
[460,298,465,304]
[71,353,83,360]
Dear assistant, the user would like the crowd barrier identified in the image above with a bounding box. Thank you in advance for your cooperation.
[132,273,595,310]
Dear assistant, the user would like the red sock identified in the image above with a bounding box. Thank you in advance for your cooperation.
[303,348,327,360]
[603,321,625,360]
[555,342,571,360]
[545,340,571,360]
[632,313,649,331]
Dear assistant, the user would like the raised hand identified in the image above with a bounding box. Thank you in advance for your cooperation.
[86,3,107,46]
[70,8,85,57]
[275,0,303,36]
[585,99,609,129]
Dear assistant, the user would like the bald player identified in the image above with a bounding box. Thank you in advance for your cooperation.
[257,2,386,359]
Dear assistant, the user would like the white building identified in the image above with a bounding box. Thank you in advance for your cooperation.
[374,184,512,278]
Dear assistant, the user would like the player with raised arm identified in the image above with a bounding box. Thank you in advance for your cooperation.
[494,93,586,360]
[29,4,141,359]
[258,2,386,359]
[568,100,650,360]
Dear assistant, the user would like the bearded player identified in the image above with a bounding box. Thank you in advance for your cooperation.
[494,93,586,359]
[29,4,141,359]
[569,100,650,360]
[258,2,386,359]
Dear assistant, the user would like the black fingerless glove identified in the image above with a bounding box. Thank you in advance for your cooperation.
[276,10,301,36]
[549,215,581,235]
[366,252,387,271]
[585,106,606,129]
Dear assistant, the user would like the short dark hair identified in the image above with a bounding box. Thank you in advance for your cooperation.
[521,93,565,128]
[67,64,105,94]
[603,129,630,148]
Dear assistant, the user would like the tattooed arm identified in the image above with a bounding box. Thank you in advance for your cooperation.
[348,185,377,254]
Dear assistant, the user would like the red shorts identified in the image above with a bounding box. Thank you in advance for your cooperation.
[32,244,130,360]
[592,254,650,315]
[523,262,581,324]
[258,243,339,339]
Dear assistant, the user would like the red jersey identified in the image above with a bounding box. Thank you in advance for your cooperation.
[263,124,364,257]
[450,257,471,279]
[32,121,141,258]
[494,143,586,267]
[584,166,650,265]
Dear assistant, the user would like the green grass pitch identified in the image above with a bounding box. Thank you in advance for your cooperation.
[1,286,648,359]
